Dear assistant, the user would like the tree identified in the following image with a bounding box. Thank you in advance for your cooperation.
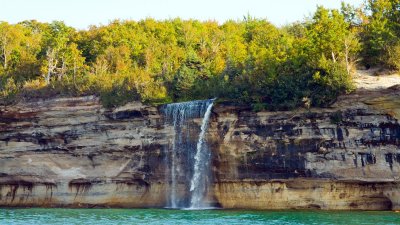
[0,22,25,71]
[61,43,86,85]
[306,7,349,63]
[172,51,206,100]
[362,0,399,67]
[0,14,360,108]
[306,6,360,74]
[41,21,74,84]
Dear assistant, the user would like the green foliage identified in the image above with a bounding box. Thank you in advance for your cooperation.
[306,7,350,64]
[98,77,140,108]
[387,42,400,70]
[0,77,18,104]
[309,58,354,106]
[2,2,397,109]
[172,51,209,100]
[361,0,400,67]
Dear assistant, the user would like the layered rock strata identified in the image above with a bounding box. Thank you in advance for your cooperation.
[0,87,399,210]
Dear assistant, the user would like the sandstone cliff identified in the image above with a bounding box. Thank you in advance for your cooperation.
[0,80,399,210]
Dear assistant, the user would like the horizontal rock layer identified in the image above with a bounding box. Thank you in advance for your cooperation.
[0,87,399,210]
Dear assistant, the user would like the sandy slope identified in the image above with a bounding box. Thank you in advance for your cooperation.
[354,69,400,90]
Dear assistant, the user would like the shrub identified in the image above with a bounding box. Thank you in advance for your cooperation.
[309,59,354,107]
[388,42,400,71]
[0,77,18,104]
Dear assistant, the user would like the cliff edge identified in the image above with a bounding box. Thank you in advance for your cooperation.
[0,72,399,210]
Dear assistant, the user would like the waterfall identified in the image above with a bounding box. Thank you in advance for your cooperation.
[163,99,215,209]
[189,101,214,209]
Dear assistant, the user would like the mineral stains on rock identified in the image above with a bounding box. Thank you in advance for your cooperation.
[0,88,399,209]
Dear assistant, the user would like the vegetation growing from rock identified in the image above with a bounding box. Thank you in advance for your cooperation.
[0,1,399,109]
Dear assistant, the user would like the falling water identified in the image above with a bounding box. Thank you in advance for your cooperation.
[189,101,214,209]
[163,99,215,209]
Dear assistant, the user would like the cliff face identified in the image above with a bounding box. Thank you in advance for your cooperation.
[0,97,168,208]
[0,86,399,210]
[210,87,400,210]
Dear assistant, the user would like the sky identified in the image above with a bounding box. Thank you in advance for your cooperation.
[1,0,365,29]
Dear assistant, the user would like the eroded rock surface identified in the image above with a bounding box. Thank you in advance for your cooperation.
[0,86,399,210]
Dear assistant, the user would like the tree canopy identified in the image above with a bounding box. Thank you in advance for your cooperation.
[1,1,399,109]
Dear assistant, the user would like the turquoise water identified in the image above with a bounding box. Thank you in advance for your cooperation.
[0,208,399,225]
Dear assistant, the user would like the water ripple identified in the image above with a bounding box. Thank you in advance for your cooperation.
[0,209,399,225]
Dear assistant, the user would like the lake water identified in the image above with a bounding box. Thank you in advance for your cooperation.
[0,208,399,225]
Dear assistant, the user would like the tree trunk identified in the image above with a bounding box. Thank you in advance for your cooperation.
[344,40,350,75]
[45,48,58,84]
[331,51,336,63]
[59,57,66,81]
[2,36,7,69]
[73,57,77,87]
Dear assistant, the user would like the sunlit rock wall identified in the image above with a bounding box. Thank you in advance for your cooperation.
[0,87,399,210]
